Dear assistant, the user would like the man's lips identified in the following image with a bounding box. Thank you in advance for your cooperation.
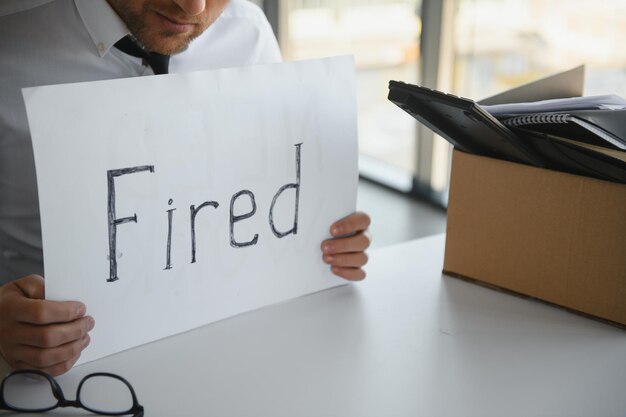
[155,12,196,34]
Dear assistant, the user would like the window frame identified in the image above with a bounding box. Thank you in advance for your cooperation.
[262,0,454,208]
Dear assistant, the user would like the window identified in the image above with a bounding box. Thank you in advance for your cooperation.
[426,0,626,203]
[453,0,626,99]
[274,0,422,191]
[263,0,626,206]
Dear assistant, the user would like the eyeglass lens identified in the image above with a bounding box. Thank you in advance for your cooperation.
[2,372,135,414]
[79,375,135,414]
[2,373,56,411]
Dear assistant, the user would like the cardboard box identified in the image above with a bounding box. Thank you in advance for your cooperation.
[443,149,626,327]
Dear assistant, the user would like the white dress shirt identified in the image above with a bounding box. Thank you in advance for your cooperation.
[0,0,281,283]
[0,0,55,15]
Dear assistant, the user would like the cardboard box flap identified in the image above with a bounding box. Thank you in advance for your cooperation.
[478,65,585,106]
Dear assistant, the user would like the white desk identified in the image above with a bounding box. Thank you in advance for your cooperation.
[5,234,626,416]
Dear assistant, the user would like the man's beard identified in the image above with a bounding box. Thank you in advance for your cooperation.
[113,2,206,55]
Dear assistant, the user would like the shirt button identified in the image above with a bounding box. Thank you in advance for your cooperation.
[97,42,105,53]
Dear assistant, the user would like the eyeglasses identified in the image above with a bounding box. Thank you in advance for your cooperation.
[0,369,143,416]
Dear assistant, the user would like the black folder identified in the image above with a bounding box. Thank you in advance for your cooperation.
[387,80,545,167]
[514,128,626,183]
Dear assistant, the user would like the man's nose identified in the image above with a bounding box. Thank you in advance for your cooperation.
[173,0,206,15]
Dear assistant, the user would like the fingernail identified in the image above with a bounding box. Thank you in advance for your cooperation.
[332,226,341,236]
[323,255,334,264]
[87,316,95,331]
[323,244,332,254]
[77,304,86,316]
[82,334,91,348]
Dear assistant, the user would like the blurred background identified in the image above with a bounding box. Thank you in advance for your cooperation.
[254,0,626,246]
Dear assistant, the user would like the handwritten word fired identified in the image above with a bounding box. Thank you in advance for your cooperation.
[106,144,302,282]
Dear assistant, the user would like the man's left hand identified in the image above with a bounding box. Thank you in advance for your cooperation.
[321,212,371,281]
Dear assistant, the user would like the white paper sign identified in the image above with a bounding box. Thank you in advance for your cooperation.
[23,56,358,364]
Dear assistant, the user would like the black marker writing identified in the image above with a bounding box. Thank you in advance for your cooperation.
[190,200,219,263]
[104,143,305,277]
[269,143,302,238]
[107,165,155,282]
[230,190,258,248]
[164,199,175,270]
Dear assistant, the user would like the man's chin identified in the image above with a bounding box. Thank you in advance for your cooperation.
[154,42,191,56]
[140,34,194,55]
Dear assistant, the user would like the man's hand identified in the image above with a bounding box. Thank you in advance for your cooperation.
[322,212,372,281]
[0,275,94,376]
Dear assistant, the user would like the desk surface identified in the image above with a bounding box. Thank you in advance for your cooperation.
[5,234,626,417]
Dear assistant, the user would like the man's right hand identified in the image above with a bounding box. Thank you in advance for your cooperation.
[0,275,94,376]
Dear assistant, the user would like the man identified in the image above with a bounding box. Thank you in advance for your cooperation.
[0,0,371,376]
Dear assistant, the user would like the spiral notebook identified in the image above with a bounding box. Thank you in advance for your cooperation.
[500,109,626,151]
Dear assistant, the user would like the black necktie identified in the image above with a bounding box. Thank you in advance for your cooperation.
[114,35,170,75]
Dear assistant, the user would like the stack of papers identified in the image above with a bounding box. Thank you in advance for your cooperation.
[484,94,626,152]
[483,95,626,115]
[388,68,626,184]
[484,95,626,177]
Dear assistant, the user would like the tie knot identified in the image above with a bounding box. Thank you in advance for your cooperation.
[114,35,170,75]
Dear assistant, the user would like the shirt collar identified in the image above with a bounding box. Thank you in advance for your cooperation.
[74,0,129,57]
